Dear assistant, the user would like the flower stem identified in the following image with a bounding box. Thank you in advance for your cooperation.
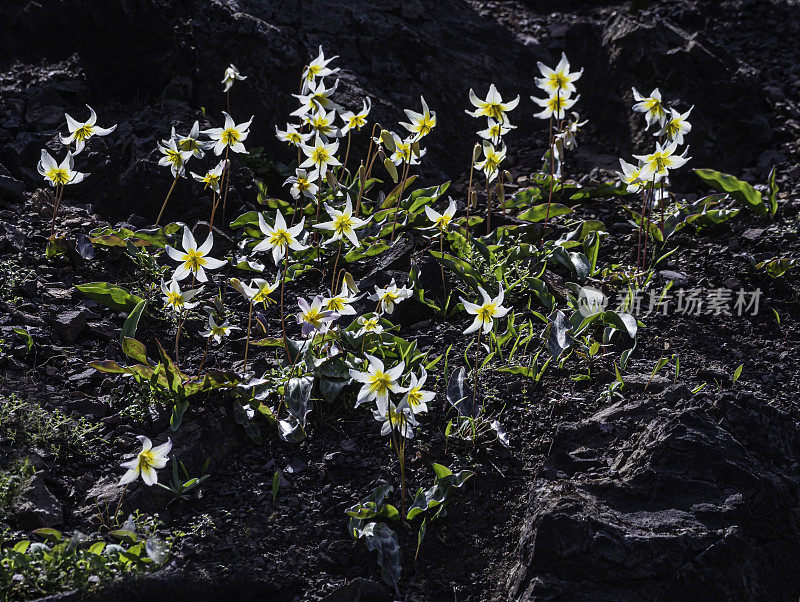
[343,131,352,173]
[473,330,481,412]
[331,240,342,294]
[156,173,179,226]
[208,192,218,232]
[465,144,478,228]
[485,178,492,235]
[221,146,231,228]
[197,337,211,379]
[280,258,289,360]
[49,184,64,238]
[243,301,253,375]
[391,160,410,242]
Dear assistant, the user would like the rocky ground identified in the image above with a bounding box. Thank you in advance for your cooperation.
[0,0,799,600]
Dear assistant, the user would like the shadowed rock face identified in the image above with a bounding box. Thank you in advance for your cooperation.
[507,389,800,600]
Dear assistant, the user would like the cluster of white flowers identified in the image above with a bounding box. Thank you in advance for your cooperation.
[466,84,519,182]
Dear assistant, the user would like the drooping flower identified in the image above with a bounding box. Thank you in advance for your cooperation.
[222,64,246,92]
[302,46,340,91]
[292,77,342,116]
[369,278,413,315]
[460,285,509,334]
[60,105,117,154]
[474,141,506,182]
[323,281,360,316]
[372,400,416,439]
[276,123,312,148]
[161,278,203,313]
[299,134,341,175]
[191,158,228,194]
[400,96,437,141]
[349,354,405,413]
[659,106,693,145]
[554,112,588,155]
[477,118,516,145]
[252,210,308,265]
[37,150,88,187]
[400,368,434,415]
[314,196,367,247]
[355,314,383,337]
[203,111,253,155]
[634,140,691,183]
[534,53,583,97]
[284,168,319,200]
[532,92,580,120]
[632,87,667,129]
[466,84,520,122]
[297,296,338,337]
[302,106,342,141]
[157,138,194,178]
[171,121,210,159]
[616,158,644,193]
[389,132,425,167]
[165,227,227,282]
[340,98,371,135]
[424,198,457,232]
[119,436,172,486]
[200,315,238,344]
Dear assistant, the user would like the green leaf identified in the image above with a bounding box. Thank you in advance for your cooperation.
[76,282,144,312]
[33,528,62,542]
[693,168,767,217]
[121,337,150,365]
[767,166,779,218]
[170,399,189,431]
[12,327,34,352]
[518,203,572,223]
[732,364,743,386]
[354,522,402,587]
[601,311,638,339]
[109,529,138,544]
[432,463,452,479]
[415,517,427,562]
[89,360,129,374]
[272,470,280,504]
[383,158,398,183]
[285,375,314,427]
[120,299,146,345]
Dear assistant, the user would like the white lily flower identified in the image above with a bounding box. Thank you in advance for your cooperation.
[477,117,516,145]
[616,158,644,193]
[632,87,667,129]
[222,64,246,92]
[400,96,437,141]
[276,123,312,148]
[460,285,509,334]
[299,134,341,175]
[191,158,228,194]
[424,198,457,231]
[302,46,340,90]
[659,106,693,145]
[200,315,238,344]
[369,278,413,315]
[466,84,520,122]
[349,354,405,413]
[292,77,342,116]
[372,400,416,439]
[535,53,583,97]
[170,121,211,159]
[165,227,227,282]
[314,196,367,247]
[634,140,691,183]
[119,436,172,486]
[37,150,88,187]
[323,280,360,316]
[297,296,338,337]
[389,132,425,166]
[203,111,253,155]
[553,113,588,162]
[474,141,506,183]
[160,278,203,313]
[302,105,342,140]
[532,92,580,120]
[60,105,116,154]
[401,368,434,415]
[356,314,383,337]
[158,138,194,178]
[252,210,308,265]
[284,168,319,200]
[340,98,371,135]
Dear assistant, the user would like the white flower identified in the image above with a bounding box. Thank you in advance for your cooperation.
[302,106,342,141]
[340,98,371,135]
[369,278,413,315]
[297,296,337,337]
[60,105,116,154]
[349,354,405,413]
[292,77,342,116]
[203,111,253,155]
[535,53,583,97]
[460,285,509,334]
[659,106,693,145]
[119,436,172,486]
[252,210,308,265]
[632,87,667,129]
[276,123,312,148]
[424,198,457,231]
[200,315,238,344]
[222,64,246,92]
[37,150,88,187]
[477,118,516,145]
[302,46,339,90]
[474,141,506,182]
[157,138,194,178]
[389,132,425,167]
[399,96,437,141]
[633,140,691,183]
[372,400,416,439]
[229,275,281,308]
[355,314,383,337]
[616,158,644,193]
[191,158,228,194]
[284,168,319,200]
[165,227,227,282]
[314,196,367,247]
[299,134,341,175]
[323,281,360,316]
[160,278,203,313]
[466,84,520,122]
[401,368,434,414]
[532,92,580,120]
[170,121,210,159]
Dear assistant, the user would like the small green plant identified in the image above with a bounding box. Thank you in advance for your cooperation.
[156,456,210,506]
[0,459,35,515]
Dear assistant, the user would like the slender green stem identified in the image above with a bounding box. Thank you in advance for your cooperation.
[331,240,342,294]
[280,258,289,360]
[343,131,352,173]
[221,146,231,228]
[49,184,64,238]
[391,160,410,242]
[473,330,481,412]
[243,301,253,375]
[156,173,179,226]
[197,337,211,379]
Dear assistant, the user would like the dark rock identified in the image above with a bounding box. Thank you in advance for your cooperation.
[16,473,63,528]
[321,578,391,602]
[48,309,87,342]
[0,162,24,200]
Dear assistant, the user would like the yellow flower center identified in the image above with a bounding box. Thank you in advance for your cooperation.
[287,132,302,144]
[478,304,496,323]
[137,450,156,471]
[221,128,241,145]
[407,387,423,408]
[46,168,71,185]
[326,297,345,311]
[166,291,184,308]
[270,230,291,248]
[74,125,94,141]
[184,248,207,271]
[311,147,331,165]
[167,149,184,166]
[418,117,434,136]
[211,325,227,336]
[485,103,503,120]
[304,307,323,327]
[369,372,391,394]
[333,214,354,235]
